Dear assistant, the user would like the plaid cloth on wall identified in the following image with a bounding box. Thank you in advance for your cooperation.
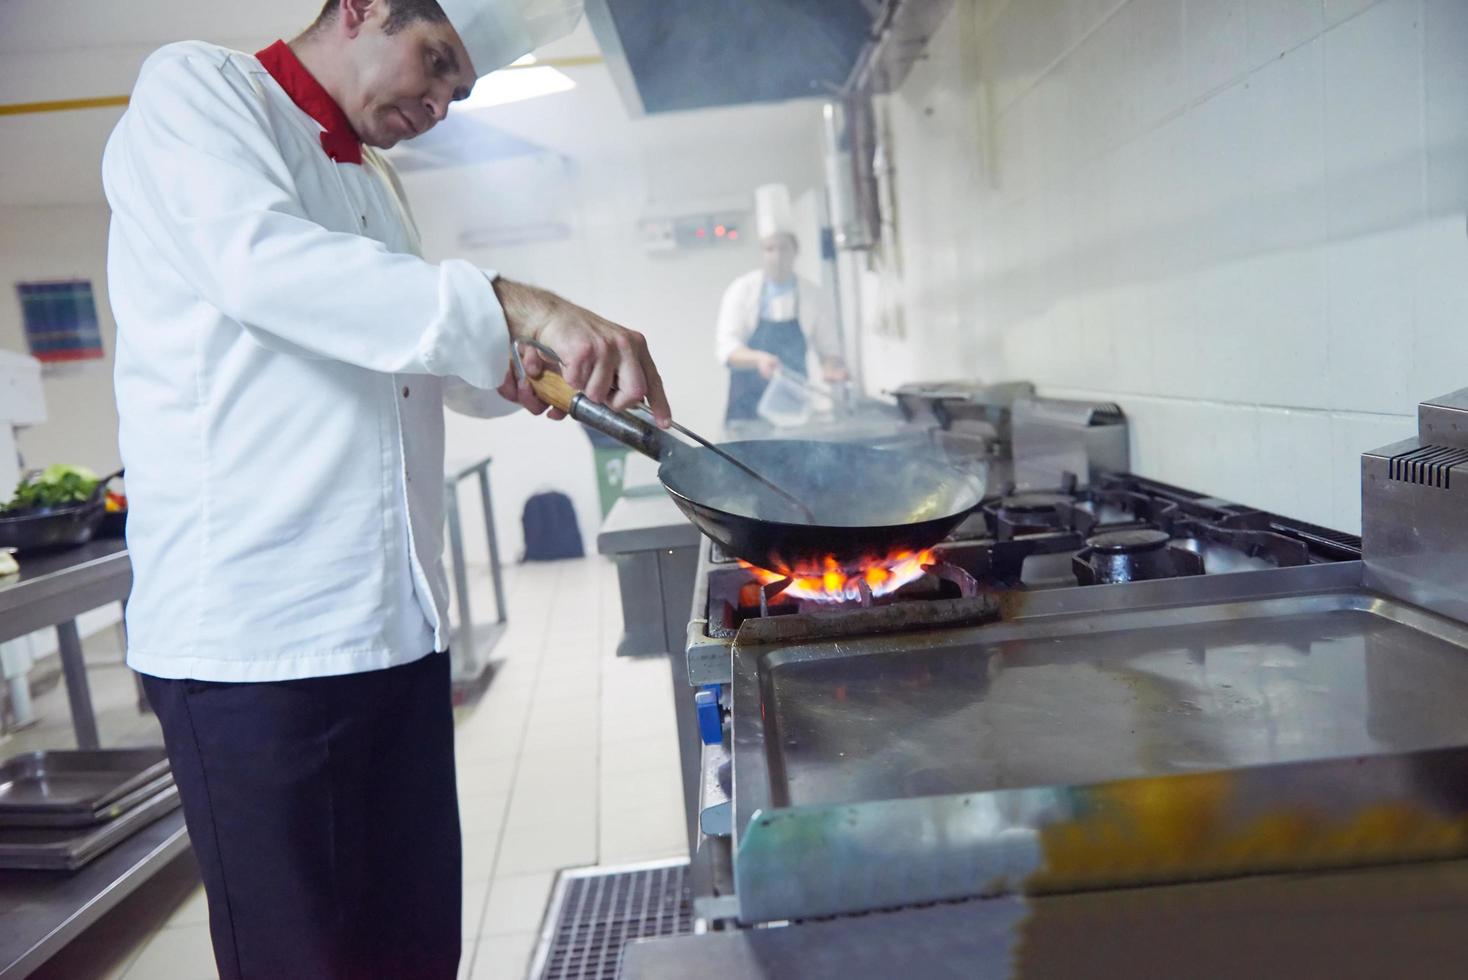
[17,280,104,363]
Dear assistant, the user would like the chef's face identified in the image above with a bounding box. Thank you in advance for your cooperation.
[762,234,798,283]
[341,2,477,148]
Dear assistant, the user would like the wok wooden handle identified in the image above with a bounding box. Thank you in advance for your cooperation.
[525,370,579,414]
[524,368,667,460]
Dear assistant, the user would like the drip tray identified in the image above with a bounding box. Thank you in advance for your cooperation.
[530,859,692,980]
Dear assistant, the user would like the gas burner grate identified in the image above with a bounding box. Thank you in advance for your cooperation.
[530,859,692,980]
[706,558,978,639]
[701,473,1365,640]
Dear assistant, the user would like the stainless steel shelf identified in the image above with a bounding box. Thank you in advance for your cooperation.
[0,808,188,978]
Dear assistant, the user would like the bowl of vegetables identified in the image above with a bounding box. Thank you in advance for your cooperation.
[0,465,123,553]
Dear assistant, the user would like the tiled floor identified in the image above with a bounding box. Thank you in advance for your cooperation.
[11,555,687,980]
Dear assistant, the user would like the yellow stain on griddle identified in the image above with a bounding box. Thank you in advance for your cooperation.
[1028,773,1468,893]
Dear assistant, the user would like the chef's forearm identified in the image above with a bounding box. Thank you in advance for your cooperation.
[491,277,558,341]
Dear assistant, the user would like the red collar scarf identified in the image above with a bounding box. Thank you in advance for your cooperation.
[256,40,364,165]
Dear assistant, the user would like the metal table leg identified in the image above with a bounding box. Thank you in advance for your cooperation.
[445,457,508,700]
[669,647,702,854]
[445,479,476,672]
[476,465,507,623]
[54,620,100,750]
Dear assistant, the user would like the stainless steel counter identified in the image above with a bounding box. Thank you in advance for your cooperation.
[596,491,703,852]
[597,491,700,659]
[598,492,700,554]
[0,539,130,645]
[0,539,130,750]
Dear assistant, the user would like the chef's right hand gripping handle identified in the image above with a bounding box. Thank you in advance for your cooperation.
[525,369,667,461]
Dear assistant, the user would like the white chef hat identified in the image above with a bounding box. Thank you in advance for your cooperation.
[438,0,585,77]
[754,183,796,241]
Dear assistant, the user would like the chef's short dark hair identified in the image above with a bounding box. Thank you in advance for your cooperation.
[314,0,449,33]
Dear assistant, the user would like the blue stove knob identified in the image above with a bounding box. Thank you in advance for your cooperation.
[695,687,722,745]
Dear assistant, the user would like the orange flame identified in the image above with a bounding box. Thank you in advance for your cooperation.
[741,549,938,603]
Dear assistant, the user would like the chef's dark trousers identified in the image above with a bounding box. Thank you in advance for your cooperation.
[141,652,461,980]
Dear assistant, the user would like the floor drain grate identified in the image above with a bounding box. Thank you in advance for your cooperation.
[530,858,692,980]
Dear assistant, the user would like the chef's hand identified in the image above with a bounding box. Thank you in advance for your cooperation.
[822,359,850,384]
[756,352,781,380]
[492,278,671,427]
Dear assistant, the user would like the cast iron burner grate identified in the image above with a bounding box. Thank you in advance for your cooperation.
[531,859,692,980]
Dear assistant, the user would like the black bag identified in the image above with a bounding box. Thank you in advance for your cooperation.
[521,491,584,561]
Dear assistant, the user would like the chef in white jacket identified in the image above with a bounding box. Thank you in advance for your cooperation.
[102,1,666,976]
[716,183,847,422]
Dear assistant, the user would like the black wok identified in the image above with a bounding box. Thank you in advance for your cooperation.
[527,372,986,572]
[659,439,986,571]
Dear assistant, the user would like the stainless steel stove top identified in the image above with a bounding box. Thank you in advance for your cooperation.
[690,472,1361,675]
[683,388,1468,928]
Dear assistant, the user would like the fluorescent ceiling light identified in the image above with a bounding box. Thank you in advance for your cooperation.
[458,58,574,112]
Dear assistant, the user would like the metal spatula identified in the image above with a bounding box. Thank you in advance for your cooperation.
[510,339,817,522]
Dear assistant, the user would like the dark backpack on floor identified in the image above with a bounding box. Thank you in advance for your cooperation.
[521,491,584,561]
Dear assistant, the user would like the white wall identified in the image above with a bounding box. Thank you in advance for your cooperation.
[0,204,122,477]
[872,0,1468,534]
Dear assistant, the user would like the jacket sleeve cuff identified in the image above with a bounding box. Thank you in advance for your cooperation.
[442,377,520,419]
[419,262,509,390]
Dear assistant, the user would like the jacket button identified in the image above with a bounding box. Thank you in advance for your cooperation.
[402,386,410,398]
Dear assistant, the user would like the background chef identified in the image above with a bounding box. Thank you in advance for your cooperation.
[101,0,666,976]
[716,183,849,423]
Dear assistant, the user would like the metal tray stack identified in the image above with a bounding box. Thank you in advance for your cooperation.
[0,749,179,871]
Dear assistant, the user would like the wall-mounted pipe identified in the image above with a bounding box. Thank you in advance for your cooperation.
[822,97,880,252]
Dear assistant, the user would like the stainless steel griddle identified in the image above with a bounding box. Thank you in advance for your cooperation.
[729,564,1468,921]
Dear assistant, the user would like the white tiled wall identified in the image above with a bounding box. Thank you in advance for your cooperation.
[871,0,1468,533]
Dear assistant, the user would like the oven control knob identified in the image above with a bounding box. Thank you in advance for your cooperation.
[695,688,722,745]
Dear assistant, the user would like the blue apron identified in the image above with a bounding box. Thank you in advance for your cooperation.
[725,288,807,422]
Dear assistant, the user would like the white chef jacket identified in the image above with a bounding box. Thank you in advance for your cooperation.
[714,269,842,368]
[103,41,517,682]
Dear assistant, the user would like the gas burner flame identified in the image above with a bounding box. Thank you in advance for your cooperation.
[741,549,938,603]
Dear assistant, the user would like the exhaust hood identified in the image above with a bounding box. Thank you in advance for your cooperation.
[585,0,954,115]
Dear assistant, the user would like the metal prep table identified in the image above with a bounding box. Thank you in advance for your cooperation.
[0,541,191,980]
[597,491,701,658]
[0,539,131,750]
[0,808,188,979]
[596,489,701,851]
